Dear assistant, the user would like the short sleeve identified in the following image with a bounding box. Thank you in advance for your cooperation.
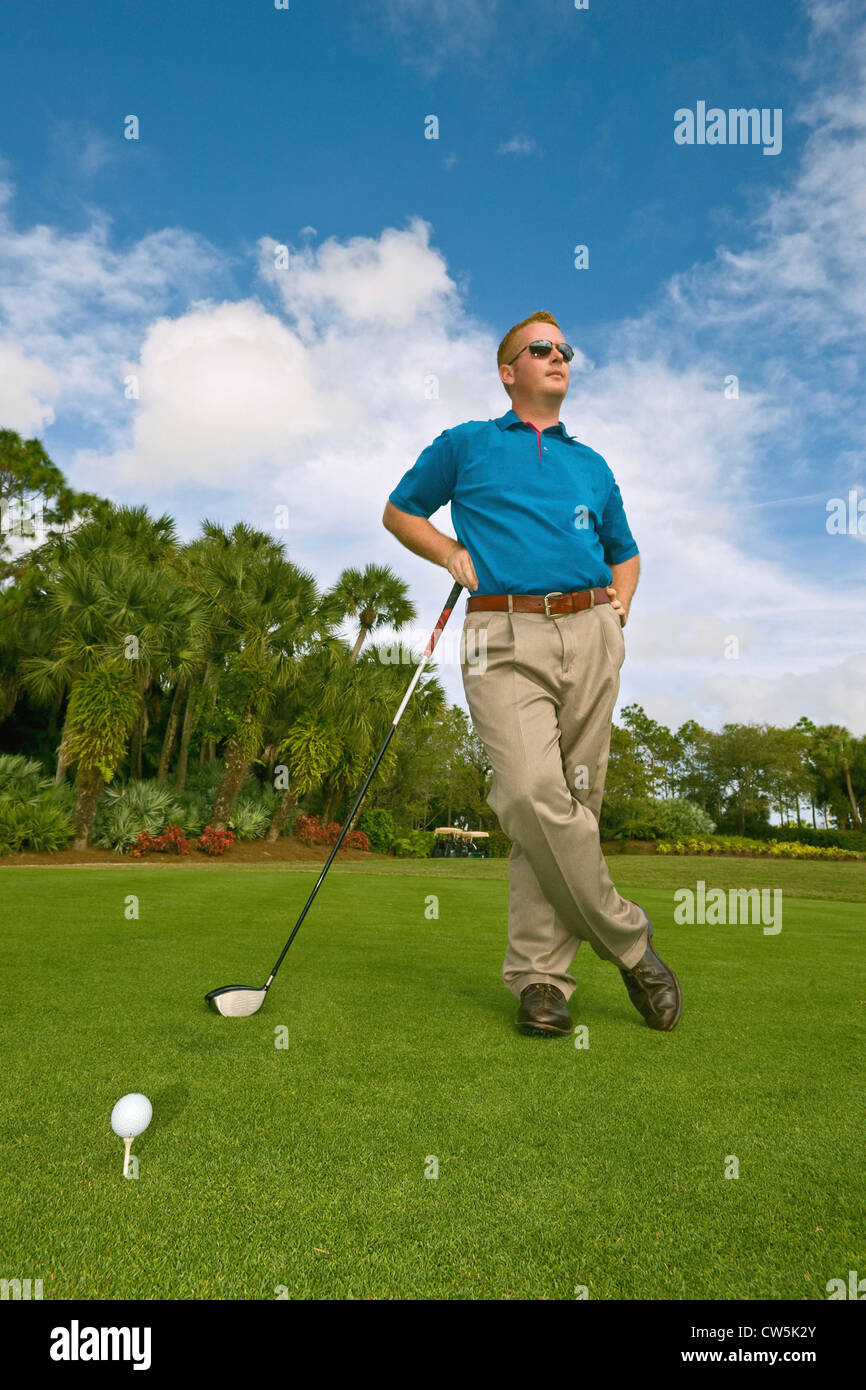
[598,476,639,565]
[388,429,458,518]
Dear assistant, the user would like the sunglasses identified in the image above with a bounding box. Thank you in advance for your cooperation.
[507,339,574,366]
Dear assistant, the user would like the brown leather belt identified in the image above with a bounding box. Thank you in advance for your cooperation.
[466,587,611,617]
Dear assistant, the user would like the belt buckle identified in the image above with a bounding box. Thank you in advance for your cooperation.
[542,590,564,618]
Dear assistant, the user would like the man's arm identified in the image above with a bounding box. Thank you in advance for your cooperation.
[382,500,478,590]
[606,553,640,627]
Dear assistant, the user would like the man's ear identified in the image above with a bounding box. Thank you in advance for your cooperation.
[499,364,514,392]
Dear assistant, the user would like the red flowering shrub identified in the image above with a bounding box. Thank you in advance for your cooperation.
[344,828,369,851]
[294,813,334,845]
[294,813,369,852]
[132,824,191,857]
[197,825,234,856]
[160,824,191,854]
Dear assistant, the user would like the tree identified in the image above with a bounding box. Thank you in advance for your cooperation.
[620,703,676,799]
[65,668,140,848]
[711,723,772,835]
[328,563,416,663]
[183,522,345,830]
[282,637,449,834]
[0,436,107,734]
[813,726,864,829]
[17,510,207,844]
[673,719,718,819]
[0,428,104,581]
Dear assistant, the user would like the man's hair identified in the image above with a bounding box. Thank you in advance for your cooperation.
[497,310,562,369]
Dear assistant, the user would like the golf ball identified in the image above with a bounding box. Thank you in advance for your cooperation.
[110,1093,153,1139]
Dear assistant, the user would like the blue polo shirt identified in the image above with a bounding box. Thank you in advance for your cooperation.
[388,408,639,593]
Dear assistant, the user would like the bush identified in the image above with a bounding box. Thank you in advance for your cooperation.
[294,813,369,852]
[294,813,336,846]
[603,796,716,841]
[0,798,74,854]
[198,825,234,856]
[741,823,866,853]
[655,834,861,861]
[131,824,192,857]
[172,790,210,837]
[94,780,186,852]
[182,762,226,803]
[227,796,273,841]
[0,753,51,802]
[390,830,434,858]
[652,798,717,839]
[356,807,400,853]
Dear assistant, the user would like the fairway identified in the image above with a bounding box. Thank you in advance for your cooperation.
[1,858,862,1301]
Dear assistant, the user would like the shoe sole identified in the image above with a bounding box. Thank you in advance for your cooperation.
[515,1021,571,1037]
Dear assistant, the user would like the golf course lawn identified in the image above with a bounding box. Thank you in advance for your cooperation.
[1,856,862,1301]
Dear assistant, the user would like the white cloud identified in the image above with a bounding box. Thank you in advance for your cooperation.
[376,0,502,77]
[0,178,231,435]
[498,136,540,157]
[69,219,491,501]
[51,120,122,180]
[259,217,460,333]
[80,299,342,488]
[0,341,58,434]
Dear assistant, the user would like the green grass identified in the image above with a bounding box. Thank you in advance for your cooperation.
[1,858,862,1300]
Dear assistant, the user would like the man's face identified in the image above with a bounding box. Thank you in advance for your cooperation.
[499,322,570,403]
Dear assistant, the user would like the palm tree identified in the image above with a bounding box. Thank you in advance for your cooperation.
[19,513,208,845]
[64,666,141,847]
[306,636,449,834]
[14,506,185,781]
[328,563,416,662]
[264,639,396,842]
[183,522,344,830]
[814,726,864,828]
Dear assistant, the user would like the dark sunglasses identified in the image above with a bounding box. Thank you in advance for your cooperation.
[507,339,574,366]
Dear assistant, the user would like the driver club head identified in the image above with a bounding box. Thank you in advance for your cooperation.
[206,985,269,1017]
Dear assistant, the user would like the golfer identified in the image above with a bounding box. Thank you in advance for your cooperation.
[383,311,681,1036]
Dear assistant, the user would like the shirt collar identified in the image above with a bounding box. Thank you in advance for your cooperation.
[494,408,576,441]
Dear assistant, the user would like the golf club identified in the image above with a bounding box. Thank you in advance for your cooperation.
[205,579,465,1016]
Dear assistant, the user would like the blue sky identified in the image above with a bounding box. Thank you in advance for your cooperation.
[1,0,864,733]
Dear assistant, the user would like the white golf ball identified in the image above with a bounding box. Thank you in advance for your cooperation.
[110,1093,153,1139]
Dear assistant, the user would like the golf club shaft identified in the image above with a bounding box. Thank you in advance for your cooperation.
[265,579,464,983]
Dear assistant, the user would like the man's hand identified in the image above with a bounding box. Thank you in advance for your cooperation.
[606,585,628,626]
[447,542,479,592]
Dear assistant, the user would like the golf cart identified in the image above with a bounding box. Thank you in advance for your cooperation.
[432,827,490,859]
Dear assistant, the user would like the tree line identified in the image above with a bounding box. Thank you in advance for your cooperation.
[1,428,863,847]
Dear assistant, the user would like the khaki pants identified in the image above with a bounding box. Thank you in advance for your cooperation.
[459,601,650,999]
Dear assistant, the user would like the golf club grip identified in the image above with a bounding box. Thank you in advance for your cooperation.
[268,580,464,978]
[425,579,464,657]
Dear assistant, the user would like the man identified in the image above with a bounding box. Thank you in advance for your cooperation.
[382,311,681,1037]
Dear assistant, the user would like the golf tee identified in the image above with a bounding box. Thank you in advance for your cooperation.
[123,1137,133,1177]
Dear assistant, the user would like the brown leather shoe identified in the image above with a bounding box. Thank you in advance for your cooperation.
[516,983,572,1037]
[619,938,682,1030]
